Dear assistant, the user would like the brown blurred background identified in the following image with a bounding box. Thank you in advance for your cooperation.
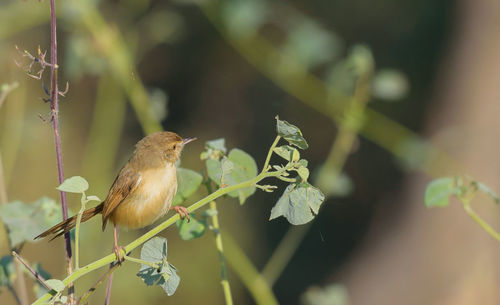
[2,0,500,304]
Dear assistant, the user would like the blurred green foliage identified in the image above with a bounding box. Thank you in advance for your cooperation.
[0,0,455,303]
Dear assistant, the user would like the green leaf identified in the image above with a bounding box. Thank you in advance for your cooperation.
[276,117,309,149]
[176,214,206,240]
[301,283,349,305]
[159,264,180,296]
[270,182,325,225]
[137,237,180,296]
[56,176,89,193]
[274,145,300,162]
[315,168,354,198]
[282,19,343,69]
[45,279,65,292]
[424,177,457,208]
[0,256,15,287]
[203,208,218,217]
[372,69,409,101]
[226,149,258,204]
[297,167,310,181]
[140,237,167,265]
[223,0,268,37]
[206,149,258,204]
[0,197,62,247]
[206,138,227,153]
[173,168,203,205]
[206,159,222,183]
[201,138,227,160]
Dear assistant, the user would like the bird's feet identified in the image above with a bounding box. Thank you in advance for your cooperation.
[113,245,126,264]
[173,206,190,222]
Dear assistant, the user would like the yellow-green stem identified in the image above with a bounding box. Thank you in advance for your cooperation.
[462,200,500,243]
[261,225,310,285]
[209,201,233,305]
[262,136,281,173]
[223,232,279,305]
[74,194,87,269]
[124,255,159,269]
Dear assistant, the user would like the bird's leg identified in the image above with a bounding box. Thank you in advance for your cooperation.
[172,206,190,222]
[113,225,125,263]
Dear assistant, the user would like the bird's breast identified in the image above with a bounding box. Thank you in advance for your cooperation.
[111,163,178,229]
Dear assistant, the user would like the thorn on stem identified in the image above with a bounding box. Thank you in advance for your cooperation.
[58,82,69,97]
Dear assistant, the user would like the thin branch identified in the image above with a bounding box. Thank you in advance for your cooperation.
[0,153,8,204]
[48,0,74,302]
[262,136,280,173]
[261,225,310,285]
[462,201,500,243]
[0,82,19,203]
[104,272,113,305]
[208,200,234,305]
[77,263,119,305]
[13,263,28,305]
[223,232,279,305]
[7,285,22,305]
[123,255,159,269]
[12,251,51,290]
[74,194,87,269]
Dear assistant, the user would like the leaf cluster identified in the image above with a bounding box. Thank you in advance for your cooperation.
[424,176,499,208]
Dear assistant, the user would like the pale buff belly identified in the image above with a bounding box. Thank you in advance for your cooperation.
[110,165,178,229]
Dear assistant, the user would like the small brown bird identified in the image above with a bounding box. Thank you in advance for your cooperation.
[35,131,196,261]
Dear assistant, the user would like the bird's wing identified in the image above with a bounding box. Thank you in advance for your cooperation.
[101,165,142,230]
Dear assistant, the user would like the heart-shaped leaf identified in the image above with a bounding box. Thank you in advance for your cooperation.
[424,177,458,208]
[270,182,325,225]
[137,237,180,296]
[206,148,258,204]
[57,176,89,193]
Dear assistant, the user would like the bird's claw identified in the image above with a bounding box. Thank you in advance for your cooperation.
[114,245,126,264]
[173,206,190,222]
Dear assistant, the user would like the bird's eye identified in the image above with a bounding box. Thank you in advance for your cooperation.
[173,144,177,150]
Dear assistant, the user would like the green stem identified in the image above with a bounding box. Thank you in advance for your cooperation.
[209,201,233,305]
[74,194,87,269]
[223,231,279,305]
[262,136,280,173]
[261,225,310,285]
[33,170,281,304]
[462,200,500,243]
[124,255,159,269]
[276,176,296,183]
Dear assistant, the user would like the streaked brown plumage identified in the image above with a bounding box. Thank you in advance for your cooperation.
[35,132,195,251]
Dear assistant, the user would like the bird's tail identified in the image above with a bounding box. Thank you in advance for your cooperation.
[35,203,104,240]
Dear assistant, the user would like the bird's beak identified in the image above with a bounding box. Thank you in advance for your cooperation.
[182,137,197,145]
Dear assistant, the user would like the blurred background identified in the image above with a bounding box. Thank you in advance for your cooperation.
[2,0,500,304]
